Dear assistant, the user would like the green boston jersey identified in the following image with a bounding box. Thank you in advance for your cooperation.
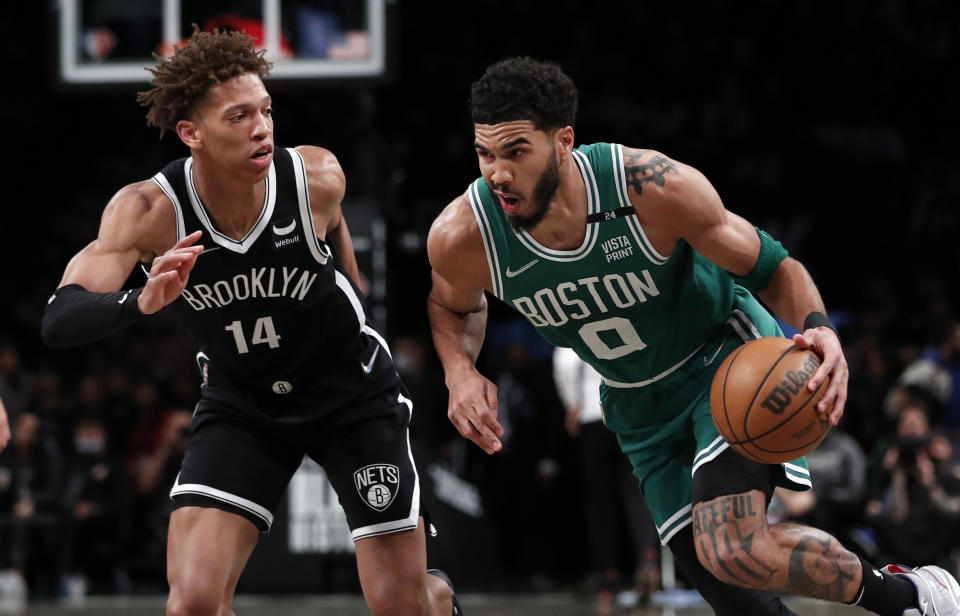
[468,142,741,386]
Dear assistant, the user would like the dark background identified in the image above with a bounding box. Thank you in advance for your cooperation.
[2,0,960,597]
[4,1,958,346]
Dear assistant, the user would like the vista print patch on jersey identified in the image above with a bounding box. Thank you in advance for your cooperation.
[354,463,400,511]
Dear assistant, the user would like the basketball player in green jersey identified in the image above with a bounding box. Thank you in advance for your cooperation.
[427,57,960,616]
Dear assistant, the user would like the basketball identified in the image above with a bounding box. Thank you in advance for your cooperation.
[709,337,832,464]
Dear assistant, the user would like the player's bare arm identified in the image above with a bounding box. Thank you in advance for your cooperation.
[295,145,362,286]
[622,147,847,424]
[426,194,504,454]
[42,181,203,347]
[0,396,10,452]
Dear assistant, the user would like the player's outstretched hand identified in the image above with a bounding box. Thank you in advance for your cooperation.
[793,327,847,426]
[447,368,504,454]
[138,231,204,314]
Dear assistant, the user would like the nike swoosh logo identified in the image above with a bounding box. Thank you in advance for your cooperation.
[361,345,379,374]
[118,291,131,305]
[703,341,724,366]
[505,259,539,278]
[200,246,221,255]
[273,220,297,235]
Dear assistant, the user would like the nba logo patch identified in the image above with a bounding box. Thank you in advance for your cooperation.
[353,463,400,512]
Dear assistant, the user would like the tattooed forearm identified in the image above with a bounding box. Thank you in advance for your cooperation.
[623,151,678,196]
[785,530,859,602]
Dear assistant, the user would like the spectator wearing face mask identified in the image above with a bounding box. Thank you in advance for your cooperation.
[57,414,131,599]
[891,322,960,447]
[0,411,63,600]
[864,403,960,570]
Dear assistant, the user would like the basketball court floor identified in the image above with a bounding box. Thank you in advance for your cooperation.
[0,592,866,615]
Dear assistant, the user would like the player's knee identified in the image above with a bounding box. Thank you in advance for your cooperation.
[364,577,429,616]
[166,580,223,616]
[366,591,428,616]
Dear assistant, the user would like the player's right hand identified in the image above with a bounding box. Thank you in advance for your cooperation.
[138,231,204,314]
[446,368,504,454]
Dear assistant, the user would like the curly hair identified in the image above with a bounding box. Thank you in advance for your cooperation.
[470,57,578,131]
[137,26,273,136]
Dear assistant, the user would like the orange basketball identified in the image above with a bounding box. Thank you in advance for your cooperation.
[709,336,832,464]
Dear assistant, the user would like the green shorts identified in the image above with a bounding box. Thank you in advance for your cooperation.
[599,289,812,545]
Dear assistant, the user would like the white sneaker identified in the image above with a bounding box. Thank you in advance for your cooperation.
[882,565,960,615]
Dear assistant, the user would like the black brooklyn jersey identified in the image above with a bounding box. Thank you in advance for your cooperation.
[152,147,399,418]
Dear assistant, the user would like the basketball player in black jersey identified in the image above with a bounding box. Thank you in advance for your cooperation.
[41,28,460,616]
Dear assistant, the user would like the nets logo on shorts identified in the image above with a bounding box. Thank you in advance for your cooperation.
[353,463,400,512]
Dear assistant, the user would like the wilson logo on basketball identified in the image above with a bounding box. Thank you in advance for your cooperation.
[759,355,821,415]
[353,464,400,512]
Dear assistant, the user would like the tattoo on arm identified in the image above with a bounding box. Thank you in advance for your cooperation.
[623,151,678,196]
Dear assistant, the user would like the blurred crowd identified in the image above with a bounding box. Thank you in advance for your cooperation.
[2,270,959,607]
[0,320,198,601]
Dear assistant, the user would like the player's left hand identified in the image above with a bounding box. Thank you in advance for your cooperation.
[139,231,204,314]
[792,327,847,426]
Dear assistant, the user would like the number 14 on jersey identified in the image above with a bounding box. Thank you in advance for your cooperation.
[224,316,281,354]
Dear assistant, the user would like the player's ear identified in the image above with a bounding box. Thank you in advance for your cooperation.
[555,126,574,157]
[176,120,201,150]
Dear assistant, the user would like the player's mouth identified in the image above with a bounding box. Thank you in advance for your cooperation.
[495,191,520,213]
[251,145,273,168]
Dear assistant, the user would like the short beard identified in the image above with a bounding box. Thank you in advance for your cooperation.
[505,153,560,232]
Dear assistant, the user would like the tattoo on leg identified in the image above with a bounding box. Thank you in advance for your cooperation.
[785,529,859,602]
[623,151,677,196]
[693,496,861,600]
[692,494,778,587]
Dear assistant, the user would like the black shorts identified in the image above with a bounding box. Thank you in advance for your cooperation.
[691,447,777,506]
[170,384,421,541]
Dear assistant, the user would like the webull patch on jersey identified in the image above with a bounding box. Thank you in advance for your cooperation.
[272,217,301,249]
[354,463,400,511]
[272,217,297,236]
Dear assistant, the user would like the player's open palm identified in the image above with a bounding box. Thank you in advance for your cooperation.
[447,368,504,454]
[139,231,204,314]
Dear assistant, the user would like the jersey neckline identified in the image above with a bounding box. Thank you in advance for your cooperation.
[184,157,277,254]
[513,149,600,262]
